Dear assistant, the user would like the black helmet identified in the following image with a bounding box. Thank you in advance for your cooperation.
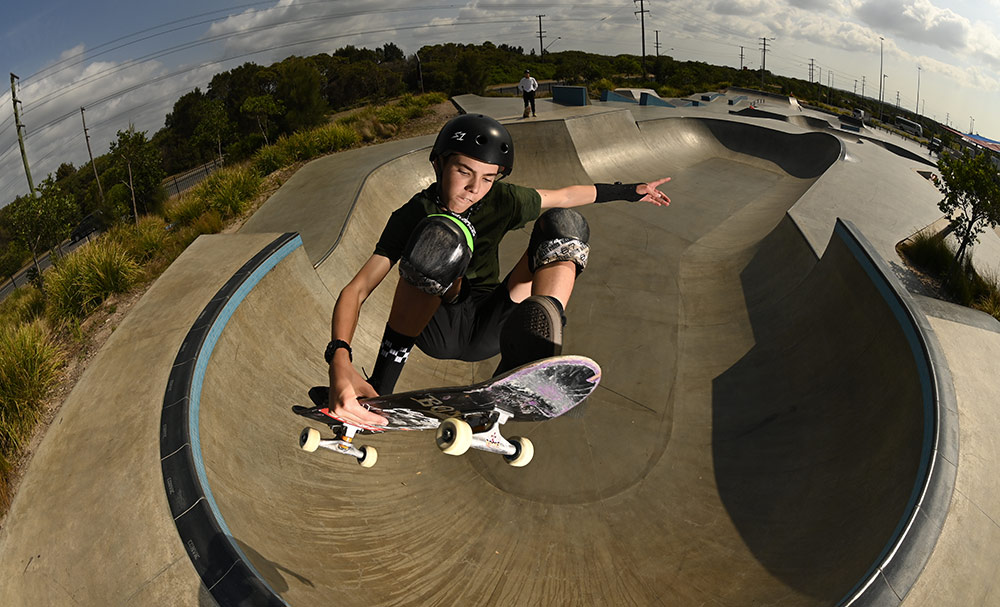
[430,114,513,178]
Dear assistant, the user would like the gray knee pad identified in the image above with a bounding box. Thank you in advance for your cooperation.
[399,214,474,296]
[528,208,590,274]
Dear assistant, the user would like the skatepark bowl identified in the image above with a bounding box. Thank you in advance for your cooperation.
[9,104,1000,606]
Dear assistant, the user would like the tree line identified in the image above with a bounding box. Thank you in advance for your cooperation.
[0,40,977,286]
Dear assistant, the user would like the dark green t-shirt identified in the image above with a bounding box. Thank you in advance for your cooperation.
[374,181,542,288]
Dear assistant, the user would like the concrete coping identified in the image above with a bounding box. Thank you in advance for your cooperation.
[830,219,958,606]
[159,232,301,605]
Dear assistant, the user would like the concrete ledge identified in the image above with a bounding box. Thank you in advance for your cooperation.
[640,92,675,107]
[600,89,637,103]
[552,85,588,106]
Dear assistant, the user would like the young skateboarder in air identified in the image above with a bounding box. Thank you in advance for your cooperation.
[323,113,671,427]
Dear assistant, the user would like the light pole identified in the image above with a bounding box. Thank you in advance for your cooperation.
[916,65,921,116]
[880,74,888,123]
[878,36,885,122]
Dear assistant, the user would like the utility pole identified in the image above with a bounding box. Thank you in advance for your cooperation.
[862,75,865,99]
[537,15,545,57]
[916,65,921,116]
[896,91,900,107]
[970,116,974,134]
[946,112,949,127]
[759,37,774,87]
[808,58,814,82]
[10,73,36,198]
[740,47,745,70]
[854,79,857,95]
[80,107,106,205]
[654,30,661,56]
[634,0,648,76]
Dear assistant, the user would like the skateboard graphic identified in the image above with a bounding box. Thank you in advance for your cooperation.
[293,355,601,468]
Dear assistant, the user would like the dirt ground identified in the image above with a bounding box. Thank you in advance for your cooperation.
[0,101,458,525]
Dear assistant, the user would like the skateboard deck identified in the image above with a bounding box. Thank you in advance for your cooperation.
[293,355,601,467]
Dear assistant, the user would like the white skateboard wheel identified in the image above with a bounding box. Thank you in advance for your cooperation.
[299,427,321,452]
[358,446,378,468]
[505,437,534,467]
[436,418,473,455]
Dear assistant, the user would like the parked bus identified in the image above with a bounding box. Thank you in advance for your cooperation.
[895,116,923,137]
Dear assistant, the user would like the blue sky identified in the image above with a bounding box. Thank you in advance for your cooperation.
[2,0,999,203]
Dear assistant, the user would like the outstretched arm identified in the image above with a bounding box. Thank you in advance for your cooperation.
[328,254,393,427]
[538,177,672,209]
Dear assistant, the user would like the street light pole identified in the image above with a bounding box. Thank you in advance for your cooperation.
[916,65,921,116]
[878,36,885,122]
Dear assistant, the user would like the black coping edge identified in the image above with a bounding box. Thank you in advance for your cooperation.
[160,232,300,607]
[833,219,959,606]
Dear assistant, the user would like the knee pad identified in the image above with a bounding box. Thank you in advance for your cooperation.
[399,214,474,296]
[528,208,590,274]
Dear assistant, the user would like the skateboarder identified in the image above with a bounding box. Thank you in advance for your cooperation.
[518,69,538,117]
[325,113,671,427]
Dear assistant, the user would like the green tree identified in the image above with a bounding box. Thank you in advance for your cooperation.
[108,126,166,223]
[275,56,328,132]
[934,151,1000,269]
[0,242,29,285]
[241,95,284,145]
[194,98,232,163]
[452,51,487,96]
[6,179,78,276]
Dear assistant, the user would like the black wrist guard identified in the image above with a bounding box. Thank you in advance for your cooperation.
[594,182,644,203]
[324,339,352,363]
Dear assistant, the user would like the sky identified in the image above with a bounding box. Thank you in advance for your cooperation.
[1,0,999,204]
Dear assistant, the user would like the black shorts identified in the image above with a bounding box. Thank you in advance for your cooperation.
[415,281,517,362]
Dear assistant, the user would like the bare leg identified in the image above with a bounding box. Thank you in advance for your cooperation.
[387,277,457,336]
[506,252,575,309]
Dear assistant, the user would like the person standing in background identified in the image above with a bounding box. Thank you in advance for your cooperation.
[518,70,538,117]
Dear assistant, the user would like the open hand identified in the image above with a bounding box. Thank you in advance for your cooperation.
[637,177,671,207]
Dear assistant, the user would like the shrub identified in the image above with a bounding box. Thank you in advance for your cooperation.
[45,240,140,322]
[165,195,210,227]
[252,143,293,176]
[0,320,63,502]
[900,230,953,276]
[312,123,360,153]
[0,285,45,326]
[104,215,169,263]
[171,210,225,251]
[376,105,407,126]
[188,165,262,219]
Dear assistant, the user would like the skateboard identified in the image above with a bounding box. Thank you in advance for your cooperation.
[293,355,601,468]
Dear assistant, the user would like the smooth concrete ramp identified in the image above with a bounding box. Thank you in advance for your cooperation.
[3,108,999,606]
[190,112,958,604]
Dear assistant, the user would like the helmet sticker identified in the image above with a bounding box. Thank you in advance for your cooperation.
[451,131,466,141]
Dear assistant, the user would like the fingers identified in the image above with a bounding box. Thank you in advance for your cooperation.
[641,177,672,207]
[334,399,389,428]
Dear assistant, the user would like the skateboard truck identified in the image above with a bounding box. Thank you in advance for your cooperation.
[299,424,378,468]
[436,409,534,467]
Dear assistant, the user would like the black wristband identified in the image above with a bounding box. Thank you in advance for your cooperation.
[324,339,352,363]
[594,182,643,203]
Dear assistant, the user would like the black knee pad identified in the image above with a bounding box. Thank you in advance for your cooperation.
[399,214,474,296]
[528,208,591,274]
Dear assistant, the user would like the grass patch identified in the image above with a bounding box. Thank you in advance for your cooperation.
[0,320,63,509]
[189,165,263,220]
[44,240,141,323]
[0,285,45,326]
[900,229,1000,321]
